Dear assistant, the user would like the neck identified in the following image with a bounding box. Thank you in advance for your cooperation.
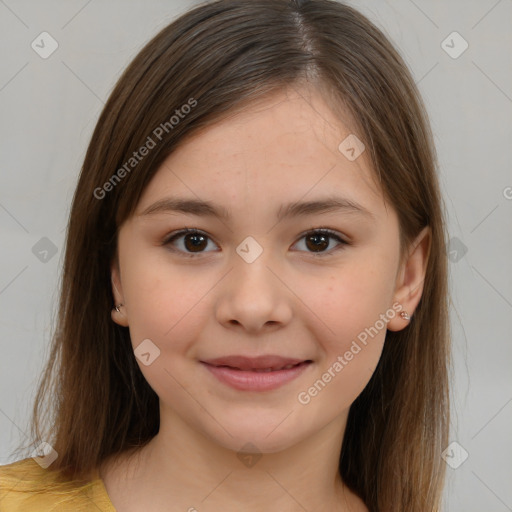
[100,405,366,512]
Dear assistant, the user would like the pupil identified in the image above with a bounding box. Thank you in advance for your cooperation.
[185,233,207,251]
[307,234,328,252]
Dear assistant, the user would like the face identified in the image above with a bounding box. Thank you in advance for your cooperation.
[111,85,424,454]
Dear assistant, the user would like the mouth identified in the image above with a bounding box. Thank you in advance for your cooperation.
[200,354,312,371]
[200,359,313,392]
[206,361,311,372]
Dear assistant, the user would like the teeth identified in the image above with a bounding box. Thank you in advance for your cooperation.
[220,362,305,371]
[252,363,299,372]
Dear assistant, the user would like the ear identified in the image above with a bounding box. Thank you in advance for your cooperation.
[110,259,129,327]
[387,226,431,332]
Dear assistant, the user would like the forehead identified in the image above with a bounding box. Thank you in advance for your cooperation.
[136,86,384,217]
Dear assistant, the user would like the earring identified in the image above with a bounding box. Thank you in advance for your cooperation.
[400,311,410,321]
[114,303,123,313]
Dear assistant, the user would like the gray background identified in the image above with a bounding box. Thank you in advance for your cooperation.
[1,1,511,510]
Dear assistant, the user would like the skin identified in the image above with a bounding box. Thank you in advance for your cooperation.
[102,84,430,512]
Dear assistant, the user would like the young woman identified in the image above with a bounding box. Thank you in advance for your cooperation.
[0,1,450,510]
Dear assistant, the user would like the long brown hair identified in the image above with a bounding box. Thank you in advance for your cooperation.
[12,1,450,510]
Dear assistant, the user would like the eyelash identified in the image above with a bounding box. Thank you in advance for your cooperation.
[161,227,350,258]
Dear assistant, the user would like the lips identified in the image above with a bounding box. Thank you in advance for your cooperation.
[201,355,311,372]
[201,357,313,392]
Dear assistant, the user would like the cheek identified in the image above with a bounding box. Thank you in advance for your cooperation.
[296,253,396,398]
[308,258,394,342]
[121,263,211,405]
[296,284,389,415]
[120,248,211,358]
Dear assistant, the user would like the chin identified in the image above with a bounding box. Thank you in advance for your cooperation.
[206,423,303,455]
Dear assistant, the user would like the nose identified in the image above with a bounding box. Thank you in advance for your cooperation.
[214,249,293,334]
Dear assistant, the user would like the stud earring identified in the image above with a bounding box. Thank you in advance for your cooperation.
[400,311,410,321]
[113,303,123,313]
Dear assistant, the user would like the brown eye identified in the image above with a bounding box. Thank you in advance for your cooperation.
[293,229,347,255]
[164,229,218,256]
[164,227,348,258]
[183,232,208,252]
[305,232,330,252]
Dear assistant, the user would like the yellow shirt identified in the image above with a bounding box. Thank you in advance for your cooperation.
[0,458,117,511]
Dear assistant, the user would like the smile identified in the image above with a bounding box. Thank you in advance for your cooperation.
[200,361,313,391]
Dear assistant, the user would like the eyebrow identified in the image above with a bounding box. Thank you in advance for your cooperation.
[138,195,374,221]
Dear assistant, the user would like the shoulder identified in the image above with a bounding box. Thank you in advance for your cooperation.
[0,458,116,511]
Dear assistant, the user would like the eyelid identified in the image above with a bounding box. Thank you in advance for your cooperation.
[295,227,349,245]
[162,227,350,257]
[293,228,350,256]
